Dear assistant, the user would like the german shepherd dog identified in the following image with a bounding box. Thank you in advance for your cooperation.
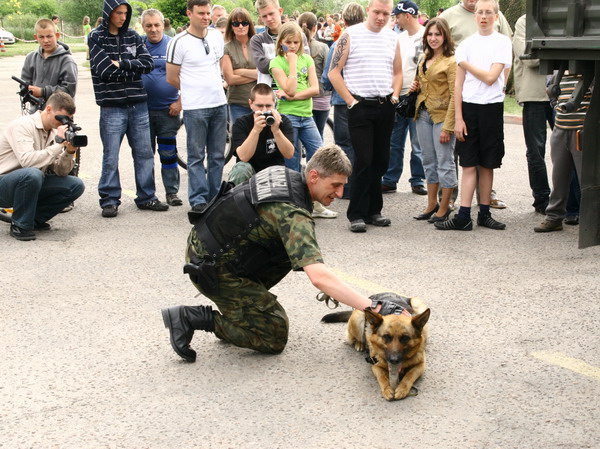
[322,294,430,401]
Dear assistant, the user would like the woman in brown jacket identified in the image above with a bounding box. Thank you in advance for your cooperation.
[412,18,458,223]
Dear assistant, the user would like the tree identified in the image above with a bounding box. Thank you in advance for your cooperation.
[151,0,187,27]
[499,0,525,31]
[58,0,103,27]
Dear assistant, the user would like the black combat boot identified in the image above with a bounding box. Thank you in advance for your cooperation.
[161,305,215,362]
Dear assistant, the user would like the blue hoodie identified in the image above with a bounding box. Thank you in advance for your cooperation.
[88,0,154,106]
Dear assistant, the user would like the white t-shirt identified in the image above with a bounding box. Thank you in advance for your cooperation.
[398,27,424,96]
[455,31,512,104]
[166,29,226,110]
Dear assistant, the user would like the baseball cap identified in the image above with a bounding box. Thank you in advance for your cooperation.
[392,1,419,16]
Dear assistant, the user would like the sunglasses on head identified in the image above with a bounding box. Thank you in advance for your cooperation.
[232,20,250,27]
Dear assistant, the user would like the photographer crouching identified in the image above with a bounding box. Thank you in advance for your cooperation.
[0,92,85,241]
[228,83,294,185]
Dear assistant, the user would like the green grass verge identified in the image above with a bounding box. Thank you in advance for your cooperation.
[504,95,522,116]
[1,39,87,58]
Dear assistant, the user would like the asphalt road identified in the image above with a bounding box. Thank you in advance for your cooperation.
[1,52,599,449]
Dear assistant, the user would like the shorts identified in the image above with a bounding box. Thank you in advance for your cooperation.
[456,102,505,169]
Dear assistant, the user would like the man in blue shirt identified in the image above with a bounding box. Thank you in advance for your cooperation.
[142,8,183,207]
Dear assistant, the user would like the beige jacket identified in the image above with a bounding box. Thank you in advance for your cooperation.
[415,55,457,134]
[0,111,73,176]
[512,14,550,103]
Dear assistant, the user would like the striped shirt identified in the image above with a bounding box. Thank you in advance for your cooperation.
[88,24,153,106]
[555,74,591,130]
[343,23,398,97]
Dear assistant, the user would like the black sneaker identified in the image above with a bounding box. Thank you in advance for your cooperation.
[137,199,169,211]
[365,214,391,226]
[434,215,473,231]
[477,213,506,230]
[166,193,183,206]
[102,205,119,218]
[34,222,51,231]
[349,219,367,233]
[10,224,36,241]
[564,215,579,226]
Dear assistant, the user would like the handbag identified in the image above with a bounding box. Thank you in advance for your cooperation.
[395,91,418,118]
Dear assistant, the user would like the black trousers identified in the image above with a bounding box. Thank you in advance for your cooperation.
[346,99,395,221]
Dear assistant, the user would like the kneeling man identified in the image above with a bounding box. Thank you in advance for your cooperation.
[162,145,408,362]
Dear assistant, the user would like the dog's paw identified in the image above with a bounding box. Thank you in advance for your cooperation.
[353,342,364,352]
[394,385,414,400]
[382,386,395,401]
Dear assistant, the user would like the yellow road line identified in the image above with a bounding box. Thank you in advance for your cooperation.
[123,189,136,199]
[330,267,408,296]
[532,351,600,381]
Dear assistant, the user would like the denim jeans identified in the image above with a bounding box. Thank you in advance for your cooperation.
[415,109,457,188]
[0,168,85,229]
[183,105,227,206]
[382,111,425,188]
[283,114,323,172]
[98,103,158,208]
[333,105,354,198]
[229,104,252,127]
[522,101,554,208]
[148,109,181,195]
[312,109,330,140]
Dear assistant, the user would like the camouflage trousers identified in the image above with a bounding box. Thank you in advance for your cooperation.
[191,262,291,354]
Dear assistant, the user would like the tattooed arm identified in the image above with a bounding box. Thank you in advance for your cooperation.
[327,32,355,106]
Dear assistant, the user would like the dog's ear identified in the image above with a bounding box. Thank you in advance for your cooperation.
[364,308,384,329]
[412,308,430,331]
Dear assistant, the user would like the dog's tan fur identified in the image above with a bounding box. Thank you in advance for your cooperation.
[326,297,430,401]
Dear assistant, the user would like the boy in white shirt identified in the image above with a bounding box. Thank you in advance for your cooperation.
[435,0,512,231]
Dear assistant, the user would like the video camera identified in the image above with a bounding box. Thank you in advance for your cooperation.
[12,75,44,111]
[55,115,88,147]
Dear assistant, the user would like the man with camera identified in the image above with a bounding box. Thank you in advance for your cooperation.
[0,92,85,241]
[228,83,294,185]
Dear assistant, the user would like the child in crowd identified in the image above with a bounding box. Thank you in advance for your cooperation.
[435,0,511,231]
[269,22,336,218]
[20,19,78,112]
[269,21,322,171]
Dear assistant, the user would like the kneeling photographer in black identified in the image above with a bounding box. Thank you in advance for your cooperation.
[228,83,294,185]
[0,91,85,241]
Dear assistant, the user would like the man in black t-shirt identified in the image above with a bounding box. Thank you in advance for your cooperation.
[229,83,294,185]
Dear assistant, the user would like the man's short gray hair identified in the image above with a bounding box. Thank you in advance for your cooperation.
[305,145,352,178]
[141,8,164,23]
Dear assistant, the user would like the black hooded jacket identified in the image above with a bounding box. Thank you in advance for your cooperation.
[87,0,154,106]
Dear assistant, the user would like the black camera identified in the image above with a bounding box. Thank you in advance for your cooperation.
[262,111,276,126]
[55,115,88,147]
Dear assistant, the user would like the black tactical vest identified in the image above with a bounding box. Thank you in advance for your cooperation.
[190,166,313,276]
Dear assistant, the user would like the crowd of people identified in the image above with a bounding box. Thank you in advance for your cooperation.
[0,0,589,365]
[0,0,585,241]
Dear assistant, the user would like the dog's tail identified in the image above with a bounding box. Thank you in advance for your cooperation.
[321,311,352,323]
[409,297,427,315]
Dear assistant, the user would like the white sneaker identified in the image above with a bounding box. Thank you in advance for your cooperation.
[312,202,338,219]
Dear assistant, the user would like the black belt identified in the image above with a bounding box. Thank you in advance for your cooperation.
[353,94,392,104]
